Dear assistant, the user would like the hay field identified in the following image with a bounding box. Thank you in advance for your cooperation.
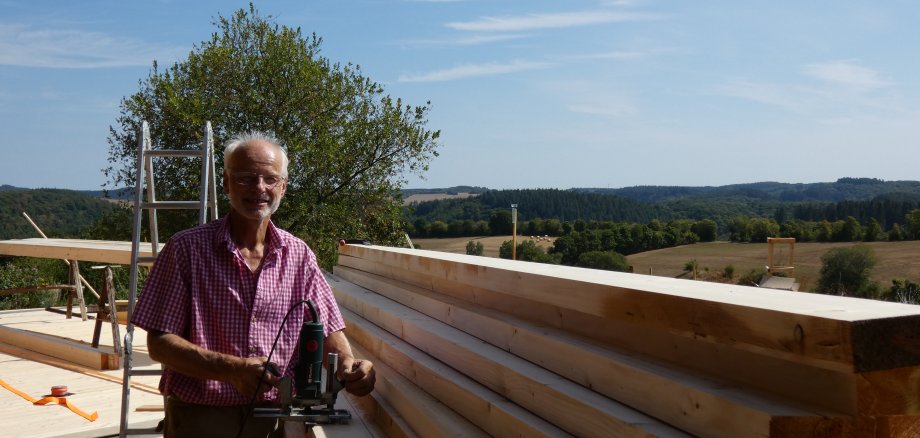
[409,237,920,292]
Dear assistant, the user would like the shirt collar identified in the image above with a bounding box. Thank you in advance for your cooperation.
[215,215,287,256]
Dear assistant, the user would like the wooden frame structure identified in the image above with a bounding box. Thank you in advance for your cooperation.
[767,237,796,277]
[0,239,148,370]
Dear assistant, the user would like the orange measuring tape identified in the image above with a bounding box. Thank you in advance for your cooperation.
[0,378,98,422]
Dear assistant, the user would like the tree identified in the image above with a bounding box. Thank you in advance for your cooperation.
[577,251,629,272]
[104,6,439,268]
[465,240,484,256]
[906,209,920,239]
[691,219,718,242]
[863,218,882,242]
[489,210,512,236]
[817,245,879,298]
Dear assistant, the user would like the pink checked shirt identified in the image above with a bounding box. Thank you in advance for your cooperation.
[131,216,345,406]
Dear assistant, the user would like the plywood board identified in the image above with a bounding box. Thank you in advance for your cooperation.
[0,350,163,438]
[338,245,920,373]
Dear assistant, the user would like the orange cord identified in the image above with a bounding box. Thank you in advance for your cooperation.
[0,378,98,422]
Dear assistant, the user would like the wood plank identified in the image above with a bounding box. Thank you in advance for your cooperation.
[0,238,155,265]
[336,256,860,415]
[329,275,692,438]
[349,342,487,437]
[338,245,920,373]
[0,325,118,370]
[340,306,571,438]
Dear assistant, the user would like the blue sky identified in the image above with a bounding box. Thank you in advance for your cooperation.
[1,1,918,191]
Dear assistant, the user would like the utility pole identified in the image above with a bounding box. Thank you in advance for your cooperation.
[511,204,518,260]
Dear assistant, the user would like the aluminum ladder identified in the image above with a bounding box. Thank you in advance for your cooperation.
[118,120,219,436]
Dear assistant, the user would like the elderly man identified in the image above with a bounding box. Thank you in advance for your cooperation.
[132,131,375,437]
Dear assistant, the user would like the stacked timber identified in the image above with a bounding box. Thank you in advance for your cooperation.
[331,244,920,437]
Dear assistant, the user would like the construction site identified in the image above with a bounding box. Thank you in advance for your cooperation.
[2,124,920,437]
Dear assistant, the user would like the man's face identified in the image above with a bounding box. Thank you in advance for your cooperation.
[223,140,287,222]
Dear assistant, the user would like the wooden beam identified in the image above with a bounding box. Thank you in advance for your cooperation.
[329,275,691,438]
[0,325,118,370]
[340,307,570,438]
[333,268,852,437]
[338,245,920,373]
[0,342,157,394]
[335,256,861,415]
[0,238,154,265]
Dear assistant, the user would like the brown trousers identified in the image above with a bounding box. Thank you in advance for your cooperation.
[163,396,283,438]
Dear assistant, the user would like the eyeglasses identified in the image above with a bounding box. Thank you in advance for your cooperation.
[231,172,285,188]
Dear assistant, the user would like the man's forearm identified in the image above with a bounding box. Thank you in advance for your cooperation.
[147,330,248,380]
[324,330,355,363]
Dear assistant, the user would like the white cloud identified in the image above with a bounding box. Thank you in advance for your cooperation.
[803,60,890,89]
[402,33,530,47]
[446,10,661,32]
[0,23,186,68]
[398,60,552,82]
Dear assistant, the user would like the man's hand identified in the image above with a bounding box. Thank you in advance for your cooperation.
[228,356,281,398]
[338,356,376,396]
[147,331,281,398]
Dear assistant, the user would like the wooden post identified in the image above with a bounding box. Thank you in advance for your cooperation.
[70,260,87,321]
[91,265,122,356]
[511,204,518,261]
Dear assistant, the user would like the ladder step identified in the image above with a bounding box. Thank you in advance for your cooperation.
[145,149,206,158]
[137,256,158,264]
[140,201,203,209]
[129,369,163,377]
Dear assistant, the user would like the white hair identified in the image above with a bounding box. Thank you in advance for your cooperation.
[223,131,289,177]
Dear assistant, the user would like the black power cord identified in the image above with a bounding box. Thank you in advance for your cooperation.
[235,299,318,438]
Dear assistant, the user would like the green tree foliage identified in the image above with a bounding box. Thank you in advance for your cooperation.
[690,219,718,242]
[489,210,512,236]
[817,245,879,298]
[0,189,116,240]
[576,251,629,272]
[864,218,882,242]
[888,223,905,241]
[498,239,560,264]
[0,258,68,310]
[103,6,439,267]
[905,209,920,240]
[465,240,484,256]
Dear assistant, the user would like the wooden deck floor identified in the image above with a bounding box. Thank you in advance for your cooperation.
[0,308,163,437]
[0,309,382,438]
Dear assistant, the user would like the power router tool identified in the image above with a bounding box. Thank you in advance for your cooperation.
[252,300,352,426]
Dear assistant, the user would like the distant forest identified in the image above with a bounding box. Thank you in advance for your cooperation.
[0,187,116,240]
[404,178,920,239]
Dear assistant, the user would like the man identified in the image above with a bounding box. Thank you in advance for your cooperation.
[132,131,375,437]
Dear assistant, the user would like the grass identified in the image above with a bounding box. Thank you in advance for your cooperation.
[409,236,920,292]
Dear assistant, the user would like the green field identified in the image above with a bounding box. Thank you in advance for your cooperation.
[411,237,920,292]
